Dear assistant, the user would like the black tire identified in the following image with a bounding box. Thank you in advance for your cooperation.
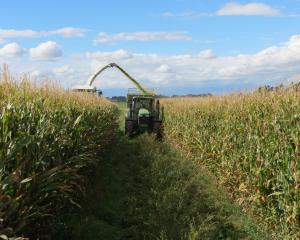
[125,120,134,137]
[152,121,163,140]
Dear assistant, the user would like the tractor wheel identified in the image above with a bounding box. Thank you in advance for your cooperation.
[125,120,134,138]
[153,121,163,140]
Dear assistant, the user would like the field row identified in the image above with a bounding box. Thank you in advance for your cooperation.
[0,69,119,239]
[162,90,300,238]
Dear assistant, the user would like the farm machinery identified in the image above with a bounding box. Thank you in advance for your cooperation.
[72,63,163,138]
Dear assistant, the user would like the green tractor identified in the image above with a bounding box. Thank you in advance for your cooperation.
[72,63,163,138]
[125,89,163,138]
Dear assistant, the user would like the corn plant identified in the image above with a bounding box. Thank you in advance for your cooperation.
[0,66,119,239]
[162,89,300,238]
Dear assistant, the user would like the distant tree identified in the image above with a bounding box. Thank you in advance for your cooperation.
[109,96,126,102]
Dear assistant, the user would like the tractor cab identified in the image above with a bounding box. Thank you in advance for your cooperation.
[130,97,153,117]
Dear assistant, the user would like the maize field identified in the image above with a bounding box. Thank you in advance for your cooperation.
[1,64,298,239]
[0,66,119,239]
[162,89,300,238]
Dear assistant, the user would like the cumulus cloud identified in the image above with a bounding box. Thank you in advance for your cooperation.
[216,2,280,16]
[29,41,62,60]
[0,42,25,57]
[0,41,63,60]
[4,35,300,94]
[93,32,192,44]
[0,27,87,41]
[85,35,300,89]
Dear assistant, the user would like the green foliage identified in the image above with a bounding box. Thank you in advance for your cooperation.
[0,76,118,238]
[62,135,263,240]
[163,91,300,238]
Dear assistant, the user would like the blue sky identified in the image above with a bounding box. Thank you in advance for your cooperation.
[1,0,300,96]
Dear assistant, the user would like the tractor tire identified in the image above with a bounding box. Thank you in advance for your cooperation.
[125,120,134,138]
[152,121,163,140]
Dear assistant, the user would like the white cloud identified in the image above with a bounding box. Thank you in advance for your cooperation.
[0,27,87,41]
[86,49,132,60]
[216,3,280,16]
[155,64,172,73]
[4,35,300,94]
[0,42,25,57]
[46,27,87,38]
[86,35,300,89]
[52,65,75,75]
[30,70,41,78]
[94,32,192,44]
[198,49,217,59]
[0,29,38,39]
[29,41,62,60]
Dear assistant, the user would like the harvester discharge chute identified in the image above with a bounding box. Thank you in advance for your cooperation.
[72,63,163,138]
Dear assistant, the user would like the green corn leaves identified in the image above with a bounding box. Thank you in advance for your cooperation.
[0,75,118,239]
[163,90,300,238]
